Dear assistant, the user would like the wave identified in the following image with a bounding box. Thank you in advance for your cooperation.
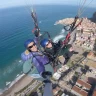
[2,59,23,76]
[29,74,41,78]
[7,45,17,49]
[39,21,42,23]
[0,73,25,94]
[16,74,20,77]
[60,29,65,34]
[0,89,3,95]
[9,74,25,88]
[54,23,57,25]
[53,29,65,42]
[0,87,8,95]
[6,82,11,86]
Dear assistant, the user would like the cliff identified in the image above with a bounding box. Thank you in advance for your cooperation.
[90,12,96,23]
[55,17,96,32]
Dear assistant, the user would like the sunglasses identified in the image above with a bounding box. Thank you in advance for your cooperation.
[28,43,36,49]
[46,41,51,46]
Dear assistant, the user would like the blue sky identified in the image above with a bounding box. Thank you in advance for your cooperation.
[0,0,96,9]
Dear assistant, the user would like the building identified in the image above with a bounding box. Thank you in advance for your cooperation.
[75,67,83,75]
[71,79,91,96]
[52,86,61,96]
[71,85,88,96]
[75,30,96,50]
[53,89,58,96]
[30,91,38,96]
[87,52,96,61]
[53,72,61,80]
[57,65,69,73]
[76,79,91,91]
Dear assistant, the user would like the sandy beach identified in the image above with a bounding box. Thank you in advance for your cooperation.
[0,75,33,96]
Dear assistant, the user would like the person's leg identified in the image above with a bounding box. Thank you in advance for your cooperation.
[45,64,54,74]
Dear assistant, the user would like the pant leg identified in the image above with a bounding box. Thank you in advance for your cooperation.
[45,63,54,74]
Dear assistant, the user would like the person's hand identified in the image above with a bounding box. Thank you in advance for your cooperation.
[42,71,52,78]
[69,47,74,52]
[34,30,39,37]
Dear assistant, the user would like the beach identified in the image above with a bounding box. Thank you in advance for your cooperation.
[0,75,33,96]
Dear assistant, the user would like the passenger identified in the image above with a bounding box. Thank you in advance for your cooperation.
[21,39,53,78]
[40,39,78,64]
[40,39,62,61]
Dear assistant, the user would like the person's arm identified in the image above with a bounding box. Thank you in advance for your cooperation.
[33,58,52,78]
[21,51,32,61]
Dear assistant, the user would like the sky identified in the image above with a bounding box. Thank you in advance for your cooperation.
[0,0,96,9]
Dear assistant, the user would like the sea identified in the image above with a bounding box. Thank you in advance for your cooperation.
[0,5,96,93]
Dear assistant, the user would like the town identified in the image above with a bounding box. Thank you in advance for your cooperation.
[1,17,96,96]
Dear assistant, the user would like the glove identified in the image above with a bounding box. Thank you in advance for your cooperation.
[58,40,63,47]
[34,30,39,37]
[42,71,52,78]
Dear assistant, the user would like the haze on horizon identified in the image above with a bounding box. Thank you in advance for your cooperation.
[0,0,96,9]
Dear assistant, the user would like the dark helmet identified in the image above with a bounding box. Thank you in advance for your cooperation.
[40,39,49,48]
[24,39,34,48]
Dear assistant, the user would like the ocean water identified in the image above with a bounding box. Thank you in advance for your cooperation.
[0,5,96,91]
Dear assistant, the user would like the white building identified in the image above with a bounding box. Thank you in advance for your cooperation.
[53,72,61,80]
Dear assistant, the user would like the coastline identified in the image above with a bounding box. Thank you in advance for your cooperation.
[0,74,33,96]
[55,17,96,32]
[1,16,96,96]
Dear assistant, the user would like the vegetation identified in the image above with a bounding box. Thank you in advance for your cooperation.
[27,83,43,96]
[67,60,74,68]
[51,77,57,81]
[57,90,63,96]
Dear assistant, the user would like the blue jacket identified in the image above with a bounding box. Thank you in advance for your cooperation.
[21,51,49,75]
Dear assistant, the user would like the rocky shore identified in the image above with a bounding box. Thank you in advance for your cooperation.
[55,14,96,32]
[90,12,96,23]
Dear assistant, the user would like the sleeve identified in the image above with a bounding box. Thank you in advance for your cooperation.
[21,51,32,61]
[33,58,45,75]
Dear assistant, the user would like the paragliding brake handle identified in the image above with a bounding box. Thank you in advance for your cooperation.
[42,71,52,79]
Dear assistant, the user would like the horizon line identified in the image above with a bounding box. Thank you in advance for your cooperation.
[0,3,96,10]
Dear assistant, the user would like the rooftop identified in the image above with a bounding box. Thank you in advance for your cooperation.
[72,85,88,96]
[76,79,91,89]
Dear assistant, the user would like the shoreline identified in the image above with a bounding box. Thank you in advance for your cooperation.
[0,74,25,96]
[55,17,96,32]
[1,16,96,96]
[0,74,33,96]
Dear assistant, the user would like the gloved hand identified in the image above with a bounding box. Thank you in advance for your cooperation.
[42,71,52,78]
[58,40,63,47]
[34,29,39,37]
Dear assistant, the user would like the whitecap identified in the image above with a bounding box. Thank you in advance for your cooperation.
[53,34,65,43]
[19,60,22,63]
[0,89,3,95]
[9,74,25,88]
[6,82,11,86]
[54,23,57,25]
[16,74,20,77]
[60,29,65,34]
[39,21,42,23]
[8,45,16,49]
[29,74,41,78]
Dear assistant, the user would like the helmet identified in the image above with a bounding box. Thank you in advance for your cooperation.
[24,39,34,48]
[40,39,49,48]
